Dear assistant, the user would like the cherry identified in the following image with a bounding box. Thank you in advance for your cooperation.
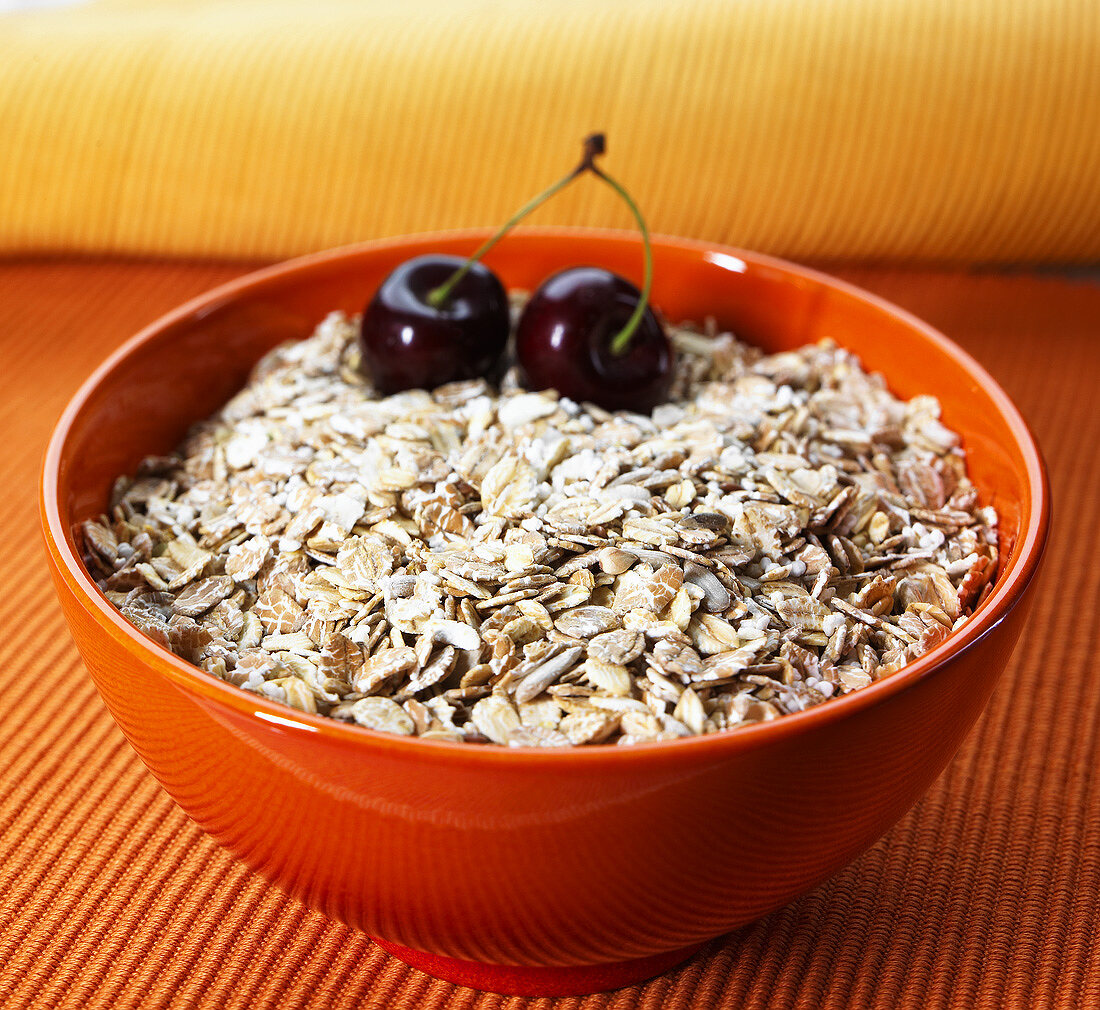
[514,136,674,412]
[359,137,607,394]
[516,267,673,411]
[358,133,674,409]
[359,255,508,394]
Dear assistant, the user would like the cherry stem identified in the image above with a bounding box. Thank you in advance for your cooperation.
[426,134,654,355]
[591,165,654,356]
[426,134,606,310]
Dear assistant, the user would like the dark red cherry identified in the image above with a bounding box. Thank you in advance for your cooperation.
[516,267,674,412]
[359,255,509,394]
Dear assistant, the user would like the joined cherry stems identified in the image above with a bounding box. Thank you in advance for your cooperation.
[426,133,654,356]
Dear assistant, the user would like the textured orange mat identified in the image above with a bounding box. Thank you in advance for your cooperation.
[1,259,1097,1008]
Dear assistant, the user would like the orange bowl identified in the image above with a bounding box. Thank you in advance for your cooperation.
[41,230,1049,996]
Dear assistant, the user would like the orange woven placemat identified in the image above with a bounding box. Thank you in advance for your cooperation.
[1,259,1097,1008]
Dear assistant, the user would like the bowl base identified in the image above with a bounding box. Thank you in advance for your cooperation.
[370,937,708,996]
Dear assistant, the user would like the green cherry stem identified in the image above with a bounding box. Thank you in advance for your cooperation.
[589,164,654,356]
[427,133,655,356]
[426,134,606,310]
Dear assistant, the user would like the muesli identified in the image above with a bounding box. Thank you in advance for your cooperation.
[80,308,998,746]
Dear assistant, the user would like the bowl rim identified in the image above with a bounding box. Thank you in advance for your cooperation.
[40,227,1051,769]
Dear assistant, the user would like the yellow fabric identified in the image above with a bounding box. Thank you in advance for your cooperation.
[2,0,1099,263]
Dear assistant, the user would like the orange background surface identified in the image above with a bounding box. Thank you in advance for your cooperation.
[1,258,1097,1007]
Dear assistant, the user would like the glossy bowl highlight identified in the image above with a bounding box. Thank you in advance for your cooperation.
[41,230,1049,996]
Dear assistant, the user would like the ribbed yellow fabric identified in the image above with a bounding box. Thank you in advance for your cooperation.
[1,0,1098,263]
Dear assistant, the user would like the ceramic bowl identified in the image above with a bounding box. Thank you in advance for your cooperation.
[41,230,1049,997]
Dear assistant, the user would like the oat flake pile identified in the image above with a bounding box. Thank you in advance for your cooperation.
[80,310,999,746]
